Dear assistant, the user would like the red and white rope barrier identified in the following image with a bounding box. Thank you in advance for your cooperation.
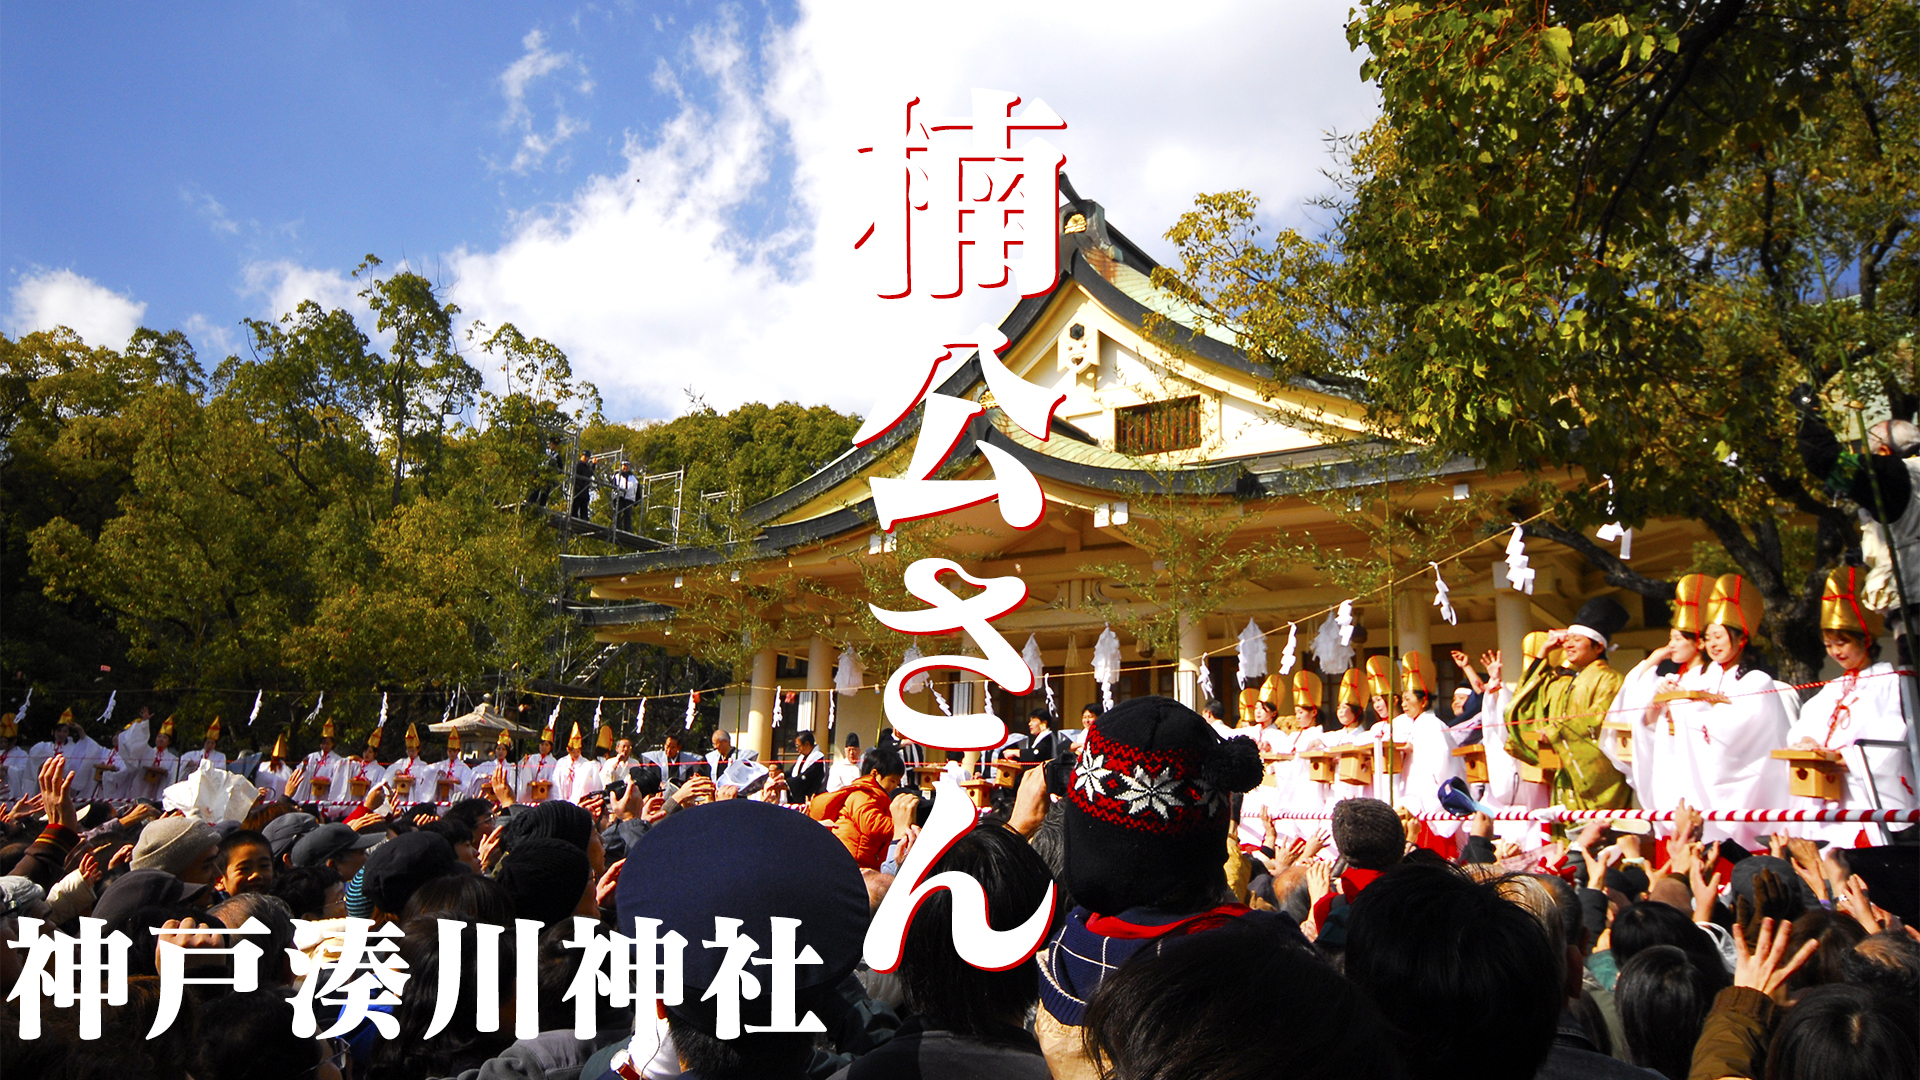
[1264,807,1920,824]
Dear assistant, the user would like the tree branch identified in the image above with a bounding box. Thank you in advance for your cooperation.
[1522,520,1675,599]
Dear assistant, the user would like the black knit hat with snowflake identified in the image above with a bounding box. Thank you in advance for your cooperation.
[1063,695,1264,915]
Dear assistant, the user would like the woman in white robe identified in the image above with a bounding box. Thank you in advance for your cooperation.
[1784,572,1917,846]
[253,733,296,803]
[1606,575,1711,814]
[0,716,33,801]
[1668,575,1793,849]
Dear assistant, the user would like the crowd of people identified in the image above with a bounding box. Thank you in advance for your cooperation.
[2,686,1916,1080]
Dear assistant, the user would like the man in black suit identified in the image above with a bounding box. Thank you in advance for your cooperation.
[786,729,828,803]
[1013,707,1061,763]
[889,730,927,767]
[570,450,594,518]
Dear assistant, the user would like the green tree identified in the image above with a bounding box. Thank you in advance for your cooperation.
[1155,0,1917,682]
[0,329,192,694]
[356,258,482,506]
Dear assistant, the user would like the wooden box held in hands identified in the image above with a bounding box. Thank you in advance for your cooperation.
[1334,744,1374,786]
[1771,748,1847,801]
[1377,742,1412,776]
[348,776,370,800]
[1601,718,1635,766]
[309,775,331,800]
[389,775,414,800]
[435,777,456,803]
[1451,744,1488,784]
[1303,751,1337,785]
[527,780,552,802]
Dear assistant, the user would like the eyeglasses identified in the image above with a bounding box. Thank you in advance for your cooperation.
[307,1037,351,1077]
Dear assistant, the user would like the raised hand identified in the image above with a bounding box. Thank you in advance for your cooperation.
[1732,916,1818,1002]
[1672,800,1702,844]
[77,846,105,888]
[672,776,716,807]
[1689,861,1724,924]
[889,792,920,835]
[1783,837,1830,902]
[36,755,74,830]
[477,824,507,872]
[1571,821,1606,854]
[347,810,388,834]
[1008,762,1048,838]
[1304,860,1333,907]
[1480,651,1503,687]
[595,859,624,907]
[1303,828,1328,861]
[154,918,229,973]
[1735,868,1796,947]
[1838,874,1886,933]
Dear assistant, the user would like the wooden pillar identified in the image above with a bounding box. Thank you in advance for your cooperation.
[806,636,834,735]
[745,647,776,761]
[1065,633,1095,728]
[1493,561,1531,681]
[1396,590,1433,670]
[1177,613,1207,709]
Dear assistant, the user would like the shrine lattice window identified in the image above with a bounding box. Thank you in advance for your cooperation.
[1114,396,1203,455]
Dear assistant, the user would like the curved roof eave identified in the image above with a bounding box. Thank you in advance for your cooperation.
[566,414,1261,580]
[735,195,1360,529]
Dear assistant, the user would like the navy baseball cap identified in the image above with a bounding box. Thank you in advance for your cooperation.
[615,800,866,1033]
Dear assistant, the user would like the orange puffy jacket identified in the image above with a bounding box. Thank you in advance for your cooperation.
[828,773,896,869]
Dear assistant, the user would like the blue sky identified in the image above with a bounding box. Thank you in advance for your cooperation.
[3,2,1376,421]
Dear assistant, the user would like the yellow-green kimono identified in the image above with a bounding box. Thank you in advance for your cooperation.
[1509,657,1633,811]
[1505,656,1573,772]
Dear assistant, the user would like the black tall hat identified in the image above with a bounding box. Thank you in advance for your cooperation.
[1569,596,1630,647]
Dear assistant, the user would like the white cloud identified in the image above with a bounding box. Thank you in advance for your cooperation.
[239,259,368,325]
[182,188,242,236]
[450,1,1378,423]
[9,269,147,349]
[498,28,588,174]
[181,313,238,359]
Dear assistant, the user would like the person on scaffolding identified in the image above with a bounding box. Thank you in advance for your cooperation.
[570,448,595,520]
[611,459,639,534]
[530,434,565,508]
[1796,384,1920,665]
